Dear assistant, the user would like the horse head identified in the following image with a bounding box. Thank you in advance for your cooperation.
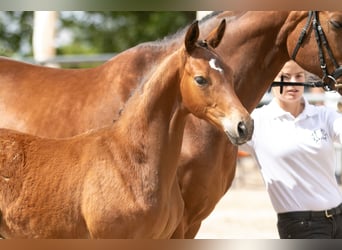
[287,11,342,93]
[179,20,254,145]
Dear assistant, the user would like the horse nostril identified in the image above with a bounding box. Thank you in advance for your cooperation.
[237,121,247,138]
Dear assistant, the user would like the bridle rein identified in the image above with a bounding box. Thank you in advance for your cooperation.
[272,11,342,92]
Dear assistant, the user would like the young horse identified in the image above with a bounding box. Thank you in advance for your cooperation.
[0,21,253,238]
[0,11,341,238]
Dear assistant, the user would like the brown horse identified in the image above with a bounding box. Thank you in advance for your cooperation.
[0,20,253,238]
[0,11,341,238]
[173,11,342,238]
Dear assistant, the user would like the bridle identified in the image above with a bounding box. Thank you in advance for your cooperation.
[292,11,342,91]
[272,11,342,92]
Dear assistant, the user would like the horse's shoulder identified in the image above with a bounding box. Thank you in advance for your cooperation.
[0,129,26,179]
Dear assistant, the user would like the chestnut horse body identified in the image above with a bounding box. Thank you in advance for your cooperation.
[0,11,342,238]
[0,21,253,238]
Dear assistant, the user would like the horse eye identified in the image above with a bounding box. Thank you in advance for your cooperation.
[330,20,342,29]
[194,76,208,85]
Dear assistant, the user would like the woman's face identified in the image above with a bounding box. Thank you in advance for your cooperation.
[272,61,305,103]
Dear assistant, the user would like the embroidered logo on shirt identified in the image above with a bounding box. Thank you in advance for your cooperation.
[311,128,328,143]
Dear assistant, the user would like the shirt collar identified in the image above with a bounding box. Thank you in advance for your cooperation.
[267,97,317,119]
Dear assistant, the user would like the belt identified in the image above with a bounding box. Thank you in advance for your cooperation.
[278,203,342,220]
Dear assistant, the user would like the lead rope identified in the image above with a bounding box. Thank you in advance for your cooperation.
[271,80,326,88]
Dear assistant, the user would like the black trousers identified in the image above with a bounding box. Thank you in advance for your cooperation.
[277,203,342,239]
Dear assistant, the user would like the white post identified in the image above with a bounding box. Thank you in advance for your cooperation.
[196,11,213,20]
[32,11,58,67]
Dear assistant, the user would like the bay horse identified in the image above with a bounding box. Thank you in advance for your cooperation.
[0,20,253,238]
[174,11,342,238]
[0,11,341,238]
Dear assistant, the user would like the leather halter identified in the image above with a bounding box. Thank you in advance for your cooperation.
[291,11,342,91]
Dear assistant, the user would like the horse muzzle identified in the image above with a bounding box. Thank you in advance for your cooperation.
[222,117,254,146]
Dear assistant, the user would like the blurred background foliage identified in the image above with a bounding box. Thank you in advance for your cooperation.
[0,11,196,58]
[0,11,34,56]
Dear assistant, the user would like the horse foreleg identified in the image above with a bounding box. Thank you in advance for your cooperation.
[184,222,202,239]
[170,221,185,238]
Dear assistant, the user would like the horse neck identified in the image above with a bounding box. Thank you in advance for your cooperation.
[105,35,183,79]
[115,49,187,190]
[205,11,303,112]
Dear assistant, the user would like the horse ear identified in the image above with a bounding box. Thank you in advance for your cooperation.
[206,19,226,48]
[185,20,200,53]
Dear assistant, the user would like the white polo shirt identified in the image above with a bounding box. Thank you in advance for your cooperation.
[243,98,342,213]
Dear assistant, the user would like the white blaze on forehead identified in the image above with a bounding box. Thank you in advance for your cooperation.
[209,58,224,73]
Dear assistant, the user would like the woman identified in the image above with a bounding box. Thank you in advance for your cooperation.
[241,60,342,238]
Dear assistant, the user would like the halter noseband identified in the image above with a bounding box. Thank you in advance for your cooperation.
[291,11,342,91]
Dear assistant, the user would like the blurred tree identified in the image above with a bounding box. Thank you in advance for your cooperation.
[0,11,195,58]
[0,11,34,57]
[57,11,195,55]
